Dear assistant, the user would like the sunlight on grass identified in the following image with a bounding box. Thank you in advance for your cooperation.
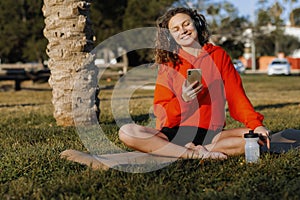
[0,75,299,199]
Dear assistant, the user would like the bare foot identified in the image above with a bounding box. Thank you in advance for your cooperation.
[60,149,110,170]
[185,143,227,160]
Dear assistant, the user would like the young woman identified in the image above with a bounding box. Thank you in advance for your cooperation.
[119,7,270,160]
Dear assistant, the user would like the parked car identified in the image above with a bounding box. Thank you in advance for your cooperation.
[233,59,245,74]
[268,58,291,76]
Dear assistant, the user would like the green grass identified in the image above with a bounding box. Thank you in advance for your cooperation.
[0,74,300,199]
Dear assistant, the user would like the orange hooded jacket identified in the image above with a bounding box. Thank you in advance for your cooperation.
[153,43,264,131]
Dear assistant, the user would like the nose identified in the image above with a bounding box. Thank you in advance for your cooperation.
[179,26,188,35]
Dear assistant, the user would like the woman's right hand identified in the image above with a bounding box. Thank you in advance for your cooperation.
[181,80,202,102]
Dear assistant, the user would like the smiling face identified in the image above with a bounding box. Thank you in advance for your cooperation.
[168,13,199,48]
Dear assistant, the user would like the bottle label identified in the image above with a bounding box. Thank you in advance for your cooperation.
[245,145,260,163]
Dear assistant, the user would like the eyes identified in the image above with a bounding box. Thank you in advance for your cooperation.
[170,20,193,33]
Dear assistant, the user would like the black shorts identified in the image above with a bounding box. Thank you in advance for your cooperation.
[160,126,219,146]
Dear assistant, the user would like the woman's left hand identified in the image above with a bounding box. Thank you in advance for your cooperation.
[254,126,271,149]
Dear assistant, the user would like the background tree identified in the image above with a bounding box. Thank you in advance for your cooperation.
[174,0,211,14]
[269,2,284,55]
[90,0,127,43]
[215,1,248,58]
[254,0,300,56]
[283,0,298,25]
[256,1,272,27]
[206,4,221,32]
[0,0,47,63]
[175,0,246,59]
[269,1,284,26]
[0,1,25,63]
[121,0,176,64]
[1,0,300,65]
[22,0,48,63]
[218,16,250,59]
[290,7,300,26]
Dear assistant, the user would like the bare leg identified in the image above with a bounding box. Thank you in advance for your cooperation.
[119,124,227,159]
[205,128,250,155]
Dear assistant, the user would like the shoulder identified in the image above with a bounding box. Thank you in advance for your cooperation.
[204,43,227,56]
[204,44,232,68]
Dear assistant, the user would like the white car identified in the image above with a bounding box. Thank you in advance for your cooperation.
[268,58,291,76]
[233,60,245,74]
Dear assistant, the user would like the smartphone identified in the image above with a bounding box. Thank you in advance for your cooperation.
[187,69,202,85]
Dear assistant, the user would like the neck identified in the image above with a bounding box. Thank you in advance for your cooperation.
[182,46,202,57]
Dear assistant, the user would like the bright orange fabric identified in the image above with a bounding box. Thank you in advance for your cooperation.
[153,43,264,131]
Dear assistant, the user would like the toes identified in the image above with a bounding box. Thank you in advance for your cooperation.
[195,146,227,160]
[185,142,196,149]
[209,152,227,160]
[185,144,228,160]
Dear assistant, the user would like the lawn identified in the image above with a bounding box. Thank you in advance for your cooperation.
[0,74,299,199]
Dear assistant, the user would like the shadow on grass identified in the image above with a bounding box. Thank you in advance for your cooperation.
[100,95,154,102]
[0,103,49,108]
[101,113,153,126]
[254,102,299,111]
[21,87,52,91]
[224,102,299,113]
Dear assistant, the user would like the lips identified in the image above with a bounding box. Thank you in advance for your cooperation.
[180,33,192,40]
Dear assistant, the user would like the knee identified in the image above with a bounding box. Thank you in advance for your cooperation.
[118,123,139,147]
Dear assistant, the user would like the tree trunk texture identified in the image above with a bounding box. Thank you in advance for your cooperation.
[43,0,99,126]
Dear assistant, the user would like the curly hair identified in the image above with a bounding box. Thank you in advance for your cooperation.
[154,7,210,67]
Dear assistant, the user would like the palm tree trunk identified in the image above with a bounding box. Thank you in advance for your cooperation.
[42,0,99,126]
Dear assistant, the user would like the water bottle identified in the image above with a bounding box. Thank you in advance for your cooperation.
[244,130,260,163]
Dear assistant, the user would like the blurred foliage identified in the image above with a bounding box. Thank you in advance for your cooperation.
[90,0,127,44]
[0,0,299,63]
[255,0,300,56]
[255,29,300,56]
[121,0,175,64]
[0,0,47,63]
[291,7,300,26]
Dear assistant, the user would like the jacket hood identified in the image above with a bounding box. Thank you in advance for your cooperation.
[203,43,220,54]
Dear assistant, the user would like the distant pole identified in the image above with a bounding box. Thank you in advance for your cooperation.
[251,39,256,71]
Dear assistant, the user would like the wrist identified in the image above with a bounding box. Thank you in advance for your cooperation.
[181,93,189,102]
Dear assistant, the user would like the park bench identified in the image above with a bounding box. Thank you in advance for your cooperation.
[0,48,128,90]
[0,63,50,90]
